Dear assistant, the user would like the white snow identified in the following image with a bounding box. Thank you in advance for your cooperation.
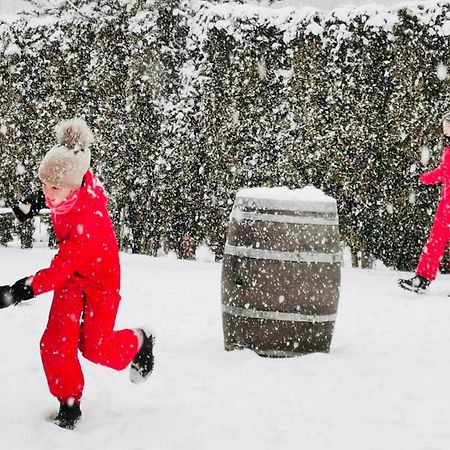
[234,186,337,214]
[0,0,32,14]
[437,63,448,81]
[271,0,419,8]
[195,243,216,262]
[421,146,431,166]
[0,246,449,448]
[0,0,425,17]
[4,42,21,56]
[442,21,450,36]
[237,185,335,203]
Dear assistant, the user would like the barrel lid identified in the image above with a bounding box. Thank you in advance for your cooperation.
[235,186,337,213]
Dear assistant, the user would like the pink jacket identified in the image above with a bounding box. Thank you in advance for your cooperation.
[420,146,450,202]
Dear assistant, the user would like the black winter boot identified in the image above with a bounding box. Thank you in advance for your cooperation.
[398,275,430,294]
[130,328,155,384]
[53,402,82,430]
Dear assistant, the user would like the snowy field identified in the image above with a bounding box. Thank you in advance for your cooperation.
[0,246,450,449]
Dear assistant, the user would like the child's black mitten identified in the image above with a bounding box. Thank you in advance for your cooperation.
[12,190,46,222]
[0,277,35,308]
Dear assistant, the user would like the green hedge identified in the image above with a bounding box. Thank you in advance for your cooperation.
[1,0,450,270]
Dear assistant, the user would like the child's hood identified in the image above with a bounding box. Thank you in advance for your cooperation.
[81,170,108,205]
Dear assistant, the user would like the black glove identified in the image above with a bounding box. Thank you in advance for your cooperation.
[12,190,46,222]
[0,277,35,309]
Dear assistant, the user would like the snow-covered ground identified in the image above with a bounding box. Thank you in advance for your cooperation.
[0,246,449,449]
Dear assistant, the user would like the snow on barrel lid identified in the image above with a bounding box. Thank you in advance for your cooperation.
[234,185,337,213]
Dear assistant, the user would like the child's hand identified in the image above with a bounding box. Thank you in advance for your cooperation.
[11,190,46,223]
[0,278,35,309]
[0,286,14,308]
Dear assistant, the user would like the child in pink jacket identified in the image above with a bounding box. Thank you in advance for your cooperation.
[0,119,155,429]
[399,112,450,293]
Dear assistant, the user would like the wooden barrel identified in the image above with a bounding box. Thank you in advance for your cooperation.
[221,186,341,357]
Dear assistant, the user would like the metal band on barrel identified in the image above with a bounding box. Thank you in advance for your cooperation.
[236,197,337,214]
[251,349,314,357]
[222,304,337,323]
[224,244,341,264]
[231,210,339,226]
[224,345,308,358]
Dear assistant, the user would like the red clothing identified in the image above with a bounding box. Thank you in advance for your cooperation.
[32,170,120,296]
[417,146,450,281]
[419,146,450,200]
[33,170,139,403]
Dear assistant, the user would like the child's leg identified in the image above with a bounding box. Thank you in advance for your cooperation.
[79,289,140,370]
[416,213,449,282]
[40,278,84,404]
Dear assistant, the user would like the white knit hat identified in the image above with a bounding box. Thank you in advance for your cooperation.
[38,118,94,189]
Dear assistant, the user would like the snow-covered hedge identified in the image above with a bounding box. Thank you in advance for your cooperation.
[0,0,131,247]
[1,0,450,270]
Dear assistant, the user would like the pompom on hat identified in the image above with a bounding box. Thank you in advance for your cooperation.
[39,118,94,189]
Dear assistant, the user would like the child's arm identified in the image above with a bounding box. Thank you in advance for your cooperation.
[420,168,442,184]
[0,224,101,307]
[31,226,102,295]
[420,147,450,184]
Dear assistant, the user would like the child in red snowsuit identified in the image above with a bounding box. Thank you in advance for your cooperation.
[0,119,154,430]
[399,113,450,293]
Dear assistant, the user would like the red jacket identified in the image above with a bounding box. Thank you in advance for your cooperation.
[31,170,120,296]
[420,146,450,202]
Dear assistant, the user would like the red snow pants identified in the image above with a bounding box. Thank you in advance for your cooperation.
[416,203,450,282]
[40,276,139,404]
